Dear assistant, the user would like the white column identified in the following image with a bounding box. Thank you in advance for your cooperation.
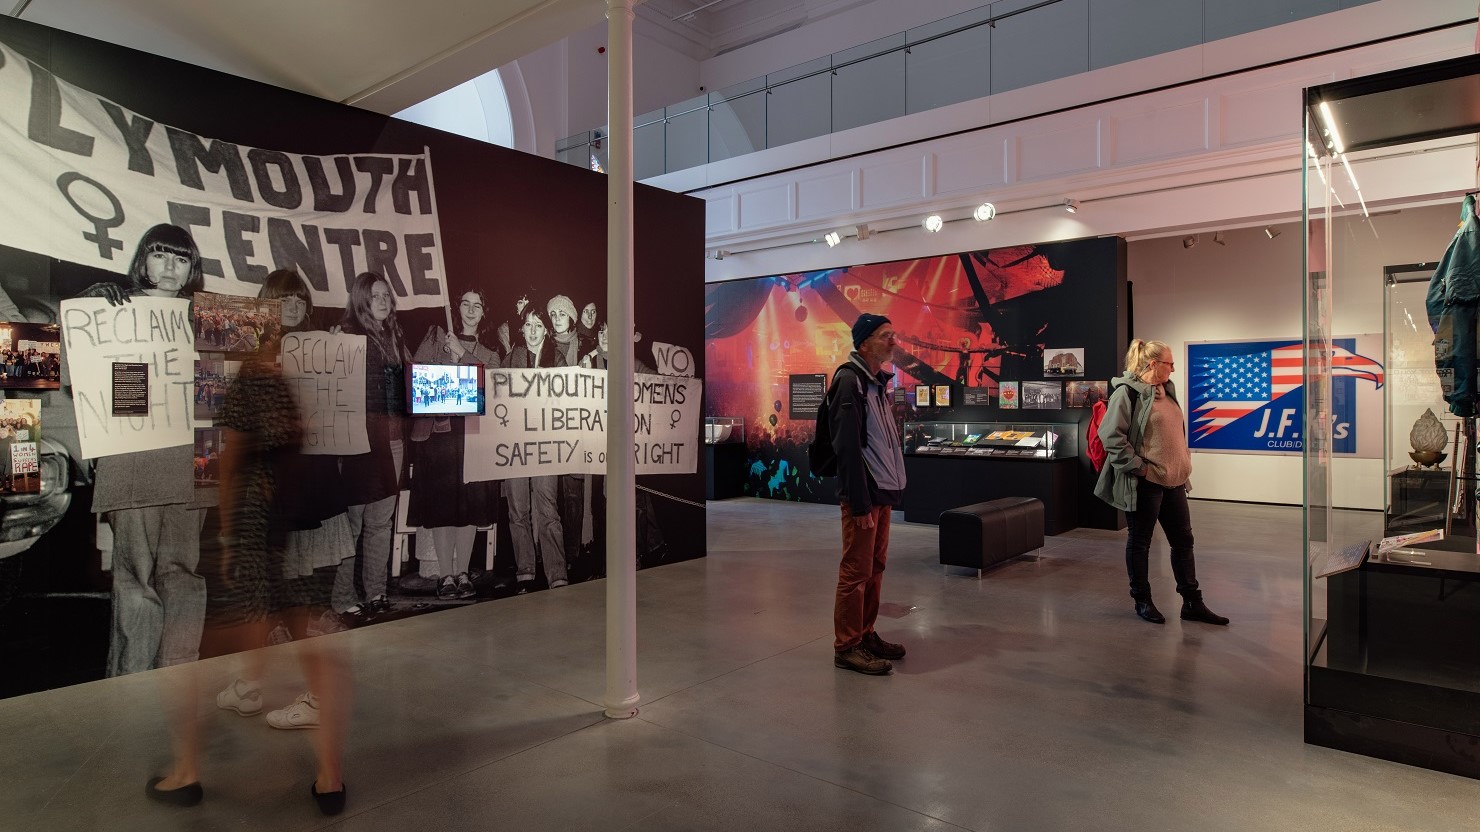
[604,0,639,720]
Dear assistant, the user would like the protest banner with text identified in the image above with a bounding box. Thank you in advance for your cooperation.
[280,330,369,455]
[0,40,449,311]
[464,367,702,481]
[60,296,195,458]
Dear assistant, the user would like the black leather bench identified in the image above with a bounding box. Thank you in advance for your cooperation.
[939,497,1045,575]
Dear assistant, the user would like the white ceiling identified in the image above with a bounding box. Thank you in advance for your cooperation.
[10,0,611,114]
[635,0,860,60]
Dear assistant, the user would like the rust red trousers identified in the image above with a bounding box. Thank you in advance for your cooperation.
[834,503,891,652]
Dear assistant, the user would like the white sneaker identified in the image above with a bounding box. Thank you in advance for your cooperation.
[268,623,294,646]
[217,678,263,716]
[266,692,320,730]
[306,610,348,637]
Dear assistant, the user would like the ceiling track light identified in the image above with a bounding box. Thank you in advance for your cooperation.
[1264,227,1281,240]
[1182,235,1198,249]
[1213,231,1226,246]
[823,231,841,247]
[855,223,873,241]
[1063,198,1079,213]
[973,203,997,222]
[922,215,944,233]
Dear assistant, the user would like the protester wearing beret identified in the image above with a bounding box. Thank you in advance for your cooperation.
[830,313,909,675]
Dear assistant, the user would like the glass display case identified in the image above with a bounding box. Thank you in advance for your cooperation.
[1304,56,1480,779]
[903,421,1077,459]
[703,416,745,444]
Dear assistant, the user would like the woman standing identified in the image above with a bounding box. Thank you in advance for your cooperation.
[78,223,211,677]
[505,307,568,589]
[406,289,499,599]
[1094,339,1228,626]
[333,272,409,617]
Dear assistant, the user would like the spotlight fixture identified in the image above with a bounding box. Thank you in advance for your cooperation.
[923,215,944,233]
[1182,235,1198,249]
[855,223,873,241]
[712,249,732,260]
[1213,231,1226,246]
[824,231,841,247]
[973,203,997,222]
[1264,227,1281,240]
[1063,199,1079,213]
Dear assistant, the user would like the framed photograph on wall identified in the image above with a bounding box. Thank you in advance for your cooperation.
[1023,381,1062,409]
[915,385,932,407]
[1044,347,1085,376]
[999,382,1019,409]
[933,385,951,407]
[1065,380,1109,407]
[0,322,61,390]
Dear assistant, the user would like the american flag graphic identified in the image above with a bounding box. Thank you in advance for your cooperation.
[1191,342,1383,438]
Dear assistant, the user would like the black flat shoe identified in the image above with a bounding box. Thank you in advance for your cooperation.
[1134,599,1165,624]
[146,776,203,808]
[311,782,347,816]
[1181,600,1230,626]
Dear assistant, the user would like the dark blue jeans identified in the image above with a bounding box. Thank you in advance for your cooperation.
[1125,477,1199,602]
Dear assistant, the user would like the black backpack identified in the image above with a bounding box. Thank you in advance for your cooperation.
[808,364,866,477]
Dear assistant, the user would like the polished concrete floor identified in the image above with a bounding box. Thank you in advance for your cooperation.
[5,498,1480,831]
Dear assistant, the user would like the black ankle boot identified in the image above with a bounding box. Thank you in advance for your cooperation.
[1181,599,1229,626]
[1134,598,1165,624]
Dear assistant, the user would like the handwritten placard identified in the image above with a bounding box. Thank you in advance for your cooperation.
[61,296,195,458]
[280,331,369,455]
[463,367,702,481]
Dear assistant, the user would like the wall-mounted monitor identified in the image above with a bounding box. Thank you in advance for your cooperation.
[407,363,485,416]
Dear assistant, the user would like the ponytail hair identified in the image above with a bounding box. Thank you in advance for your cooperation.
[1124,339,1172,376]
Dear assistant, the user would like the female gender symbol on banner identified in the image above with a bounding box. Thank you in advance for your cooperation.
[57,172,125,258]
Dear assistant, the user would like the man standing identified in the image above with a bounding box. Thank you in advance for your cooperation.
[831,313,908,675]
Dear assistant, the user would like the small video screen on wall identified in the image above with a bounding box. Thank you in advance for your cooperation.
[408,363,485,416]
[0,321,62,389]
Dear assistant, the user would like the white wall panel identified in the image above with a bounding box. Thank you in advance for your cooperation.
[737,184,793,229]
[1110,100,1208,166]
[797,171,858,220]
[933,140,1009,196]
[860,157,929,208]
[1015,121,1101,181]
[705,195,736,235]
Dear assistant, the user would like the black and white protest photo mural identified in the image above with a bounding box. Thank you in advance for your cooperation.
[0,18,705,699]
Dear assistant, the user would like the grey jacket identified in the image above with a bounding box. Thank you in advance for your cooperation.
[1093,372,1179,513]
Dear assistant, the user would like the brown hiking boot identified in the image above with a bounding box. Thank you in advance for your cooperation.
[834,646,892,675]
[861,631,906,660]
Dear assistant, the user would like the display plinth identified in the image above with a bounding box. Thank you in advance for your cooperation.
[902,455,1077,534]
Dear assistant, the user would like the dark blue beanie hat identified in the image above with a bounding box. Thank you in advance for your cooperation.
[851,313,891,349]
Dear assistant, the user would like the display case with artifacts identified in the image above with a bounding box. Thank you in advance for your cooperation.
[1304,57,1480,780]
[904,421,1074,459]
[703,416,745,444]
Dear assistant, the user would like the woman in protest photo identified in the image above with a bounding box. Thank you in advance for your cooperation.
[332,271,410,618]
[405,288,500,600]
[504,306,569,590]
[216,269,355,733]
[76,223,212,678]
[546,294,589,580]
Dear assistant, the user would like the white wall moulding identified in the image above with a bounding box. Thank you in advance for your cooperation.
[736,184,793,229]
[1014,122,1101,182]
[1107,99,1208,167]
[859,157,930,209]
[797,171,858,220]
[694,21,1476,282]
[932,140,1009,196]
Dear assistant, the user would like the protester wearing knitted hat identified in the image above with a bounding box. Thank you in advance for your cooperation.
[547,295,581,366]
